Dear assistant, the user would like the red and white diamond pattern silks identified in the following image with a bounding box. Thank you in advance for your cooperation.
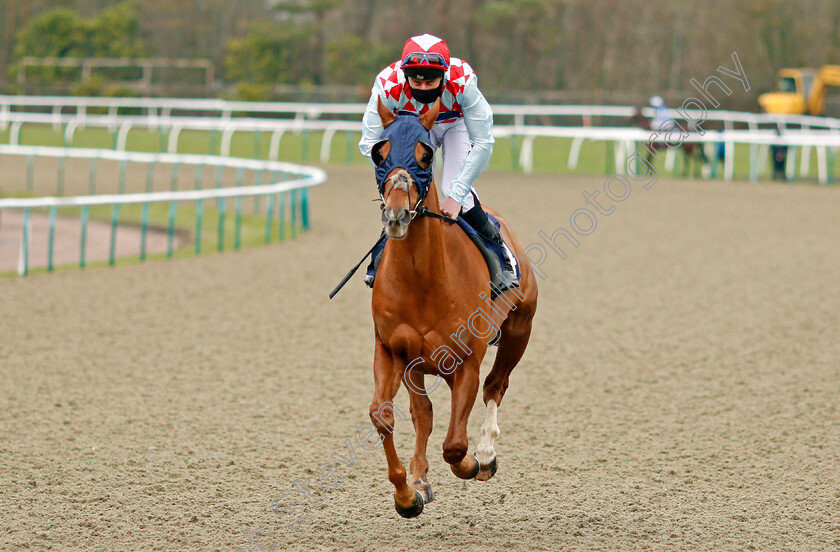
[376,58,475,123]
[360,51,494,206]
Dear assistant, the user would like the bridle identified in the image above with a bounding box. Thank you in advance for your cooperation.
[378,171,457,225]
[328,113,455,300]
[379,171,423,222]
[375,112,456,225]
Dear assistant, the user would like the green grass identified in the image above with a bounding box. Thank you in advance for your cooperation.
[3,122,837,182]
[1,196,305,278]
[3,120,835,276]
[0,123,632,174]
[86,199,302,253]
[3,123,359,162]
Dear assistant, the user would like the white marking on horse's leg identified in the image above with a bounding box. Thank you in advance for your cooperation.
[475,399,500,465]
[413,476,434,503]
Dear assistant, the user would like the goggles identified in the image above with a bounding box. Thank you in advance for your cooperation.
[402,52,449,68]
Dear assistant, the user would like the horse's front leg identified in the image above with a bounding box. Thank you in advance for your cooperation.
[405,368,435,504]
[370,339,425,518]
[443,361,480,479]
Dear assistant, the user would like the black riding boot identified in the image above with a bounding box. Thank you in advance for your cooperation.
[460,201,519,290]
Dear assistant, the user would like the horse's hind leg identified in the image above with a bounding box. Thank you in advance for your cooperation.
[405,369,435,503]
[475,398,500,481]
[476,295,536,481]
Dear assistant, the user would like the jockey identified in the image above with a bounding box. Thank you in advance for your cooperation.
[359,33,518,290]
[649,95,672,132]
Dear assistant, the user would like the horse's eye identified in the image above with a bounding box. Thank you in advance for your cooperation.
[419,146,433,167]
[372,140,389,167]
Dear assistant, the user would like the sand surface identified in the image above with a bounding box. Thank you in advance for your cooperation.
[2,164,840,551]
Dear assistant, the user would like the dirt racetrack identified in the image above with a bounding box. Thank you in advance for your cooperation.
[2,164,840,552]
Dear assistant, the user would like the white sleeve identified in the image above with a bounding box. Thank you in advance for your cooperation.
[359,88,385,165]
[447,76,495,205]
[360,66,400,164]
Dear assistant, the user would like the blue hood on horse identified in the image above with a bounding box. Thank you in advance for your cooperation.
[374,112,434,201]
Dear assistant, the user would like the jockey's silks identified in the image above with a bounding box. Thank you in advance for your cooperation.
[360,57,495,206]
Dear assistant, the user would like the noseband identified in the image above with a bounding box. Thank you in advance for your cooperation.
[380,170,424,221]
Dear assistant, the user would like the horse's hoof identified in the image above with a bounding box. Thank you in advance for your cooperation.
[395,490,424,519]
[451,454,481,480]
[416,481,435,503]
[475,455,498,481]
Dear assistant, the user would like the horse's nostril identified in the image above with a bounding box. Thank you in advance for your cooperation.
[398,211,411,225]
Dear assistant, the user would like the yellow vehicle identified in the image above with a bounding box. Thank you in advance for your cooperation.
[758,65,840,115]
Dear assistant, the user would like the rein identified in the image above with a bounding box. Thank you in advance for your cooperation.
[415,205,457,224]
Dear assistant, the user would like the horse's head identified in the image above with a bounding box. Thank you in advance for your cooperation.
[372,98,439,239]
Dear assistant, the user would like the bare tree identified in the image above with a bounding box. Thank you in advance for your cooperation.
[5,0,840,108]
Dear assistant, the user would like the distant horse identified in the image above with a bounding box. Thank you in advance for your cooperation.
[680,120,709,178]
[628,109,708,177]
[369,98,537,518]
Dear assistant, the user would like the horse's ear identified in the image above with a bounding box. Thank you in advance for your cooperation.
[377,97,396,128]
[419,98,440,131]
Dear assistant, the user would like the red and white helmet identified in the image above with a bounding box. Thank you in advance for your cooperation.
[401,34,450,77]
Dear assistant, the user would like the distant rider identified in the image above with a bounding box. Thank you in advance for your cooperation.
[649,95,671,132]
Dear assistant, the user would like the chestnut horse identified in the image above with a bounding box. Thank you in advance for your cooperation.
[368,98,537,518]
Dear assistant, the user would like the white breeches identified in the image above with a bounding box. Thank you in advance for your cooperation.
[429,118,477,212]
